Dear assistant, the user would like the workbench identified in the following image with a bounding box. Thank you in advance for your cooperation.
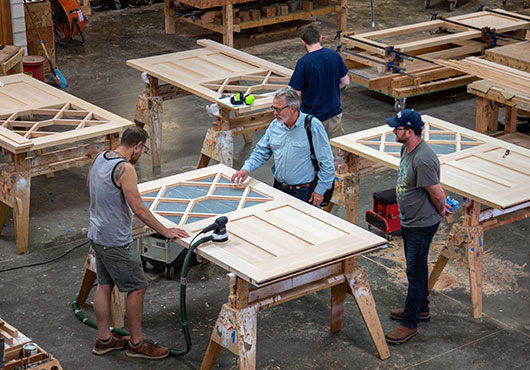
[0,74,133,254]
[0,46,24,76]
[340,8,530,111]
[127,39,292,169]
[1,317,63,370]
[76,164,390,367]
[330,115,530,318]
[164,0,347,47]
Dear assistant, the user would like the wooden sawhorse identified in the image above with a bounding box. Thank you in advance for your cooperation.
[0,133,120,254]
[76,247,127,328]
[470,80,530,136]
[428,195,530,318]
[331,154,530,319]
[201,257,390,369]
[133,76,273,169]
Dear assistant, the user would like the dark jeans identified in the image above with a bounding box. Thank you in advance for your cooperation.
[273,180,315,203]
[401,222,440,330]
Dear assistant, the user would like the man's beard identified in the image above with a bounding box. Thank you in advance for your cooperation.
[130,152,140,164]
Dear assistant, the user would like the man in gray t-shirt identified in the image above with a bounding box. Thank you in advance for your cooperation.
[396,139,442,228]
[383,110,451,345]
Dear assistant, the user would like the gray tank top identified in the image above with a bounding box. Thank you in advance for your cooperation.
[87,151,133,247]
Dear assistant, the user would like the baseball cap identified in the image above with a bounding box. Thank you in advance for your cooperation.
[386,109,423,130]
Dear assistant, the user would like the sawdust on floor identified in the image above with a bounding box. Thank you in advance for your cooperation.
[369,222,527,295]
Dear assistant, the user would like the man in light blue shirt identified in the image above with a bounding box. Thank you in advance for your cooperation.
[231,88,334,206]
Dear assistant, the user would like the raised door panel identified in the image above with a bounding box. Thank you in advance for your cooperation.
[137,164,387,286]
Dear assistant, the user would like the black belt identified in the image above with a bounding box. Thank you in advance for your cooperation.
[274,179,315,190]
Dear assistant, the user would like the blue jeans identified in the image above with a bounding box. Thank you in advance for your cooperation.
[401,222,440,330]
[273,180,315,203]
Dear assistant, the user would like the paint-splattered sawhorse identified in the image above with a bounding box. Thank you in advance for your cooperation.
[201,258,390,369]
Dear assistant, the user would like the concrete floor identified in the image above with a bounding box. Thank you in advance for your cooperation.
[1,0,529,369]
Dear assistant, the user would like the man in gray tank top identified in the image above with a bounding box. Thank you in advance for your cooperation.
[383,110,452,345]
[88,126,189,359]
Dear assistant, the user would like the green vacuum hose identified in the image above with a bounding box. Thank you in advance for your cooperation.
[72,235,213,356]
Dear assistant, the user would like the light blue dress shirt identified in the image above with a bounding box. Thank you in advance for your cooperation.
[242,112,335,195]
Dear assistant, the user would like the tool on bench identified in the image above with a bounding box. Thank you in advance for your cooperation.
[24,1,67,88]
[73,216,229,357]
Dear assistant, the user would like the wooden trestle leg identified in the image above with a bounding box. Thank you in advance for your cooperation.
[0,202,9,235]
[13,154,30,255]
[77,248,126,328]
[202,258,390,369]
[346,259,390,360]
[428,200,484,318]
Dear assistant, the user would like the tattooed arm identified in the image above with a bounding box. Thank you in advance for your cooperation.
[117,162,189,239]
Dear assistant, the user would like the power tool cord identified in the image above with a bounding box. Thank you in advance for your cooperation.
[0,239,90,273]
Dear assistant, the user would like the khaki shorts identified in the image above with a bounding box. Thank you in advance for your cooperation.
[91,240,148,293]
[322,113,344,159]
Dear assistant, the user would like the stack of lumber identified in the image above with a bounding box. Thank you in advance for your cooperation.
[437,57,530,95]
[485,41,530,73]
[0,319,18,345]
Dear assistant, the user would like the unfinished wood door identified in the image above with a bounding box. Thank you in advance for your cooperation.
[439,144,530,209]
[127,40,292,113]
[0,74,133,153]
[331,115,530,210]
[137,164,387,286]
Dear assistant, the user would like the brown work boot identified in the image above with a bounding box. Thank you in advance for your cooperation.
[126,338,169,360]
[385,325,418,344]
[92,333,130,355]
[390,308,431,321]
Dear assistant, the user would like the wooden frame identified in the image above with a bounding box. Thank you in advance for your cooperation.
[0,74,133,254]
[0,46,24,76]
[1,317,63,370]
[340,8,530,108]
[164,0,347,48]
[329,116,530,318]
[127,39,292,168]
[76,164,390,367]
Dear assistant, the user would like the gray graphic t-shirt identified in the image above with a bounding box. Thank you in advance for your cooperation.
[396,139,442,228]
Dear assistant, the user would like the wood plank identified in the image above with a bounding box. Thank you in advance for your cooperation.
[0,0,13,45]
[485,42,530,73]
[237,5,336,30]
[437,57,530,95]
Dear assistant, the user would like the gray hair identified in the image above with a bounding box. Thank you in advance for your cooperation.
[274,87,300,109]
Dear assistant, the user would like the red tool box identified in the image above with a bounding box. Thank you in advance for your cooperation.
[365,188,401,240]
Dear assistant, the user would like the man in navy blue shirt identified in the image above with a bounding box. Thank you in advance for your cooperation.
[289,25,350,165]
